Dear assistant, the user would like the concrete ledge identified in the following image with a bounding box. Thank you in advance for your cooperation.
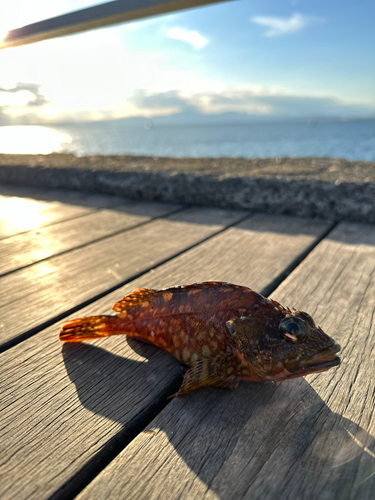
[1,154,374,223]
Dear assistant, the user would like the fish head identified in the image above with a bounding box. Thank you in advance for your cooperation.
[226,303,341,381]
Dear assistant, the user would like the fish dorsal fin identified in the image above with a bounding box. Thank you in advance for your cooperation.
[112,288,158,312]
[269,298,292,314]
[112,281,248,313]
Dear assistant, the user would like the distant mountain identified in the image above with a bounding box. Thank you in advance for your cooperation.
[60,111,374,129]
[69,111,270,128]
[137,111,274,126]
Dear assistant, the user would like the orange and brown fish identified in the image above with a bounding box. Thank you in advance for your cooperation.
[59,282,341,397]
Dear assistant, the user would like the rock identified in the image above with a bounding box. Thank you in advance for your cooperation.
[0,154,374,223]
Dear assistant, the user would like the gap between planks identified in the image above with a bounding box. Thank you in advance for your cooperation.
[75,221,375,500]
[0,200,184,277]
[0,187,138,240]
[0,206,249,351]
[0,214,331,500]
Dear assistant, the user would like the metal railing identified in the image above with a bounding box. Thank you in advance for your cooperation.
[0,0,231,50]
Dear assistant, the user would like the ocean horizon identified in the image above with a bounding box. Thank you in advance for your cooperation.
[0,118,374,161]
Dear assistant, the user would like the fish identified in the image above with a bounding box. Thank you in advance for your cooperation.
[59,281,341,397]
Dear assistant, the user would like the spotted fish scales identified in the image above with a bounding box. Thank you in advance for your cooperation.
[60,282,341,396]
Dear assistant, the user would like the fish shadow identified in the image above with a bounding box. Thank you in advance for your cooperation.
[62,340,183,427]
[62,342,375,499]
[161,382,375,499]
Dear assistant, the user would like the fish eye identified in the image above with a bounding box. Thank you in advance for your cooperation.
[279,317,308,343]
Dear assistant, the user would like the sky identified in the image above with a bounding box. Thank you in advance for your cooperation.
[0,0,374,126]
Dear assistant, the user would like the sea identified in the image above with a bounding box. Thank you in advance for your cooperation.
[0,119,374,161]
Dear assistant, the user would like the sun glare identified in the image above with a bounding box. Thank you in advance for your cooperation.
[0,126,72,154]
[0,197,53,234]
[0,29,8,43]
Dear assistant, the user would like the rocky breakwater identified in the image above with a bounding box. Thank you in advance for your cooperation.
[0,154,374,223]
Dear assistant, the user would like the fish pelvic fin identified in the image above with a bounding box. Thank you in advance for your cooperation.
[170,355,241,398]
[59,315,119,342]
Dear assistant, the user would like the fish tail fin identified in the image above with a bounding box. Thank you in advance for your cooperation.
[59,315,120,342]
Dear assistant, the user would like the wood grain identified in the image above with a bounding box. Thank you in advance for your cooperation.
[0,185,45,198]
[0,200,180,275]
[76,221,375,500]
[0,191,127,239]
[0,207,245,349]
[0,183,138,238]
[0,215,329,500]
[0,185,128,207]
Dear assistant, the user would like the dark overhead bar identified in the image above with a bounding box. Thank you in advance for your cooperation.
[0,0,231,50]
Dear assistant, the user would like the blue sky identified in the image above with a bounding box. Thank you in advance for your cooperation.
[0,0,374,125]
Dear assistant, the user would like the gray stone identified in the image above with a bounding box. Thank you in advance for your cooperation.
[0,154,374,223]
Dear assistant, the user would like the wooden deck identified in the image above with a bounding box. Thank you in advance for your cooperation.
[0,185,374,500]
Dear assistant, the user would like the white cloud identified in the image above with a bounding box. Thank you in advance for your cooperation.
[166,27,209,50]
[0,24,220,124]
[251,13,323,37]
[2,85,374,126]
[0,89,34,106]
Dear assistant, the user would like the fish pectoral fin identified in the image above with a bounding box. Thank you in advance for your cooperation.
[170,356,241,398]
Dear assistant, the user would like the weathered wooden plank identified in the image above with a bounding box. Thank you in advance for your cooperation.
[0,200,180,276]
[11,190,133,209]
[0,215,329,500]
[0,207,246,349]
[0,184,127,207]
[0,192,126,239]
[0,184,45,198]
[77,222,375,500]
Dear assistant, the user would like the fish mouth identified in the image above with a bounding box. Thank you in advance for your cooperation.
[289,344,341,373]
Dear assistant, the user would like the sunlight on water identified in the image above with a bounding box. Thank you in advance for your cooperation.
[0,126,72,154]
